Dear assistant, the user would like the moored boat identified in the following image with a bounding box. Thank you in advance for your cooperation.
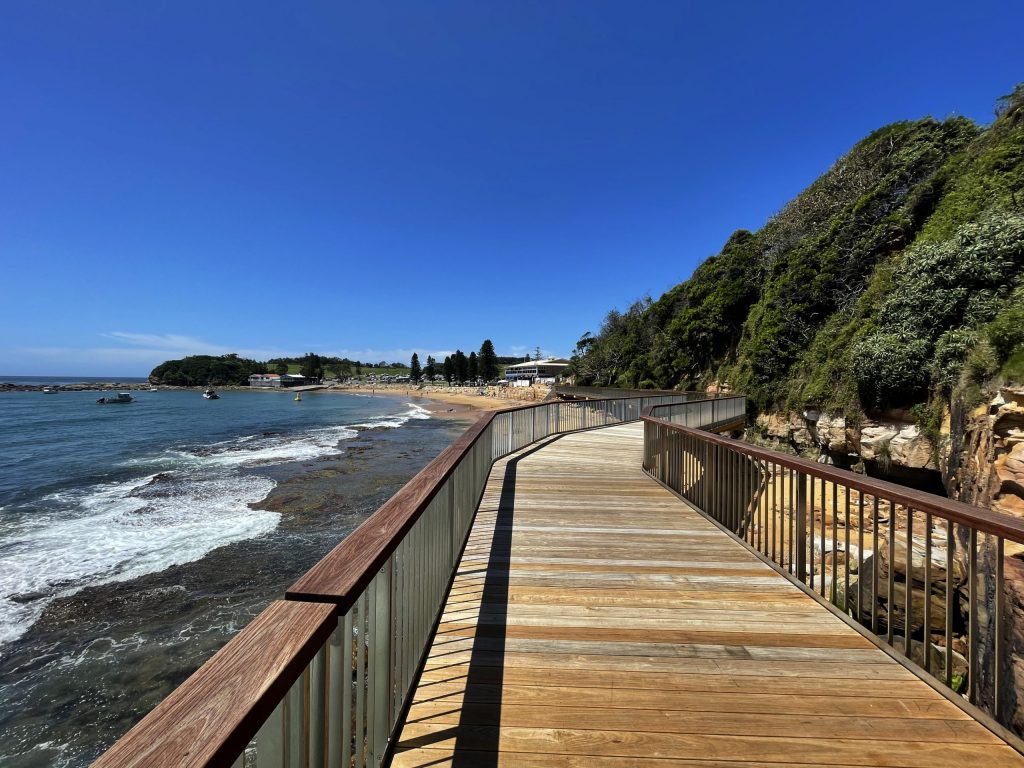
[97,392,134,404]
[203,388,220,400]
[41,386,58,394]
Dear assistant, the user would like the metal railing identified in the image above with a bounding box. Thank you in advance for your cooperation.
[93,391,739,768]
[643,400,1024,732]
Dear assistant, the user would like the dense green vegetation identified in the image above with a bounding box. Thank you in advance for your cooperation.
[569,85,1024,419]
[150,339,521,386]
[148,354,267,386]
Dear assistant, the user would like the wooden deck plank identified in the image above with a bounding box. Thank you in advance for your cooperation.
[394,423,1022,765]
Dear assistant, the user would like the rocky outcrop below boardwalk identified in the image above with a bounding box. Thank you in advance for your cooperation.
[753,410,939,473]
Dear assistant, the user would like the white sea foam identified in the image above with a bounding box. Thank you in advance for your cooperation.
[354,403,432,430]
[0,404,431,648]
[0,472,278,646]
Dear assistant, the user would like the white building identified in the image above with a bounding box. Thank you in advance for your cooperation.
[504,358,570,383]
[249,373,283,388]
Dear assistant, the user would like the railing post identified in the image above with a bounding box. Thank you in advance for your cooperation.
[372,561,392,765]
[795,471,808,582]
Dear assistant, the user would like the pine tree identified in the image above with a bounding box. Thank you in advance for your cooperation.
[443,356,454,384]
[453,350,468,383]
[424,355,437,380]
[410,353,422,383]
[478,339,498,381]
[468,351,478,382]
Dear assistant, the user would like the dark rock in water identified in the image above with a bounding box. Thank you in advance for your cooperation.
[8,591,50,604]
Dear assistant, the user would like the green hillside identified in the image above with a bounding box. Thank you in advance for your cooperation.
[570,85,1024,421]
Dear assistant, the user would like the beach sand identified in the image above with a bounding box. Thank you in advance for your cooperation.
[325,383,550,420]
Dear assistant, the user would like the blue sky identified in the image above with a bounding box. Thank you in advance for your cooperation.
[1,2,1021,376]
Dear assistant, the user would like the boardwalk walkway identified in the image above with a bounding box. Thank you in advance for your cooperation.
[393,423,1022,767]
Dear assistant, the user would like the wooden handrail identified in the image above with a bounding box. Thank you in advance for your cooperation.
[642,408,1024,543]
[92,601,336,768]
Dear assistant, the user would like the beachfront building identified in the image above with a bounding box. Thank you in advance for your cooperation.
[504,358,570,384]
[249,373,312,388]
[248,373,283,388]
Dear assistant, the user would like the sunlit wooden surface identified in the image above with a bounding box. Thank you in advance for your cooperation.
[392,422,1022,767]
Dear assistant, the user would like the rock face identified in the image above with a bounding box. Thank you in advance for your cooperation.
[945,387,1024,535]
[941,386,1024,731]
[753,411,938,470]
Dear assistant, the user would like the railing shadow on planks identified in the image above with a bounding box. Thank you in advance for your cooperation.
[91,391,745,768]
[642,399,1024,741]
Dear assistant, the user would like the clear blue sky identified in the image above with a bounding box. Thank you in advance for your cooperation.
[1,1,1021,376]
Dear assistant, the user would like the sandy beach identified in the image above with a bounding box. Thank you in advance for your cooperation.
[327,383,551,420]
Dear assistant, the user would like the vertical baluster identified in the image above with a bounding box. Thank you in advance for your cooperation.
[255,700,285,768]
[904,509,913,657]
[342,610,353,768]
[923,513,932,675]
[285,669,306,768]
[830,481,838,605]
[373,560,392,765]
[945,523,955,688]
[887,501,896,647]
[843,484,850,615]
[785,467,792,574]
[996,536,1005,723]
[355,594,366,768]
[819,476,827,597]
[327,617,344,768]
[857,493,864,626]
[309,645,326,768]
[969,527,978,705]
[795,472,808,585]
[771,463,778,564]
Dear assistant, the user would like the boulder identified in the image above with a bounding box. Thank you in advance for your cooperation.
[888,425,938,470]
[845,565,948,633]
[994,402,1024,438]
[996,442,1024,498]
[860,425,898,461]
[877,530,966,593]
[891,637,968,683]
[815,412,855,453]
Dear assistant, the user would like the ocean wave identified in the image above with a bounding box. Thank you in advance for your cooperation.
[0,402,430,647]
[353,403,432,430]
[0,473,278,647]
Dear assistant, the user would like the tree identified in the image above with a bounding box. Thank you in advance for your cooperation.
[424,355,437,380]
[534,346,542,361]
[300,353,322,380]
[442,356,454,384]
[275,362,289,376]
[410,353,422,383]
[468,351,478,382]
[453,350,469,383]
[355,363,362,376]
[478,339,499,381]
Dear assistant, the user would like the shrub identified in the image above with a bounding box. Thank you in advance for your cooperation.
[852,334,930,407]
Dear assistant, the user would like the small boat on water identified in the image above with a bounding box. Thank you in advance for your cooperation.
[294,392,302,402]
[203,388,220,400]
[97,392,134,404]
[41,387,58,394]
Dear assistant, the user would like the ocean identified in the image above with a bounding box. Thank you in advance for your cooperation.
[0,388,467,767]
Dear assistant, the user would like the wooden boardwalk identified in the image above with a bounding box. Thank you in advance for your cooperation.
[393,423,1022,767]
